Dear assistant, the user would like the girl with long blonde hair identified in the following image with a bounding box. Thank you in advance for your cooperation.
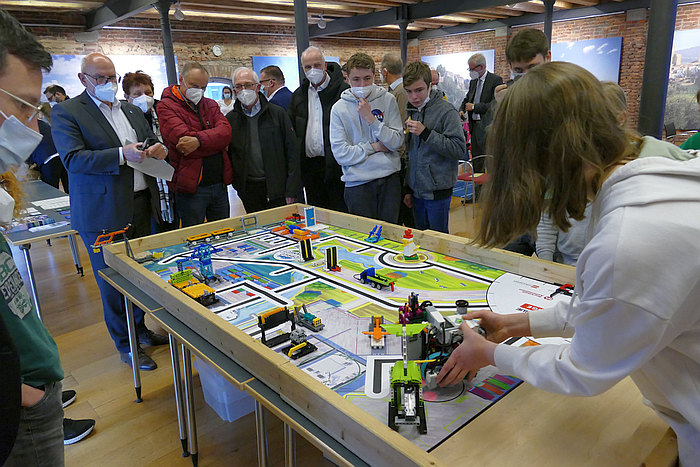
[438,62,700,463]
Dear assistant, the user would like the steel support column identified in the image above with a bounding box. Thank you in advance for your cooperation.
[155,0,178,85]
[294,0,310,84]
[638,0,678,137]
[543,0,555,48]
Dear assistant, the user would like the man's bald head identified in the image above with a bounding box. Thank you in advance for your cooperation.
[78,53,118,102]
[301,46,324,65]
[80,53,115,76]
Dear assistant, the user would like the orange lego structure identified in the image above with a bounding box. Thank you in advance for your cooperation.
[292,229,320,241]
[210,228,235,240]
[91,225,130,252]
[186,232,212,246]
[362,315,390,349]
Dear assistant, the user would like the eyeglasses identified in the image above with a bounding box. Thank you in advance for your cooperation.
[233,82,257,92]
[84,72,121,85]
[0,87,43,124]
[260,78,274,86]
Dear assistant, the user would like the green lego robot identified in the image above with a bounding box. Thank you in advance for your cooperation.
[382,322,429,434]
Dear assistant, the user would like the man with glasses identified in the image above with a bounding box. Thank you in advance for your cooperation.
[43,85,68,106]
[459,53,502,172]
[157,62,233,227]
[226,67,299,213]
[0,8,74,465]
[52,52,169,372]
[260,65,292,110]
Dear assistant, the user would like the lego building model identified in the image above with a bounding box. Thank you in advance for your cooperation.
[401,229,419,261]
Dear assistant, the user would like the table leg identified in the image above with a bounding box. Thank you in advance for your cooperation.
[255,400,269,467]
[67,234,84,276]
[182,346,199,467]
[19,244,42,320]
[284,423,296,467]
[123,296,142,402]
[169,335,189,458]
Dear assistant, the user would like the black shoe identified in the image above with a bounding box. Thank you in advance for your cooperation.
[62,390,77,408]
[138,329,169,347]
[63,418,95,445]
[120,346,157,371]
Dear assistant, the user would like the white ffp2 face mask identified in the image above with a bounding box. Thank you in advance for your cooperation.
[0,187,15,224]
[185,87,204,105]
[417,86,431,111]
[236,89,257,107]
[305,68,325,85]
[132,95,154,113]
[0,110,44,172]
[351,85,373,99]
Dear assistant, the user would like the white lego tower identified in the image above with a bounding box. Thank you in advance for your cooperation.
[402,229,418,260]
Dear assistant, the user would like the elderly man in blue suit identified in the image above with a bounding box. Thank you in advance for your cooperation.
[52,53,168,370]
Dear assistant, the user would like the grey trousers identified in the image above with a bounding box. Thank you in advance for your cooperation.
[344,172,401,225]
[5,381,64,467]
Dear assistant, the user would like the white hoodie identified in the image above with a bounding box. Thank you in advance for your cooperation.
[329,85,403,187]
[495,144,700,464]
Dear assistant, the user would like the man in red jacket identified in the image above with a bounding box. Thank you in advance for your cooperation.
[158,62,233,227]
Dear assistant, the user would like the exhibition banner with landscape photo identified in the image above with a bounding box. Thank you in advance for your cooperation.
[42,55,175,102]
[550,36,622,83]
[665,28,700,130]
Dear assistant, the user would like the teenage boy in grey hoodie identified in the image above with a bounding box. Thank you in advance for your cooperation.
[330,53,403,224]
[403,61,466,233]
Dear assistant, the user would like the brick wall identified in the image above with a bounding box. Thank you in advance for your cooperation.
[15,10,402,83]
[12,3,700,127]
[413,3,700,129]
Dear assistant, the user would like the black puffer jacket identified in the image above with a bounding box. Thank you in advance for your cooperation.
[288,61,349,182]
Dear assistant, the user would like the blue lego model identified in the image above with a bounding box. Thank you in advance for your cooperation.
[366,225,383,243]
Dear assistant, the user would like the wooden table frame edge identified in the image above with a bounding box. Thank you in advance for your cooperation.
[103,204,575,467]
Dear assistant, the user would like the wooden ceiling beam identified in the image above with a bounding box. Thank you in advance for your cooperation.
[178,2,368,16]
[0,0,100,13]
[504,2,545,13]
[560,0,599,6]
[486,6,527,16]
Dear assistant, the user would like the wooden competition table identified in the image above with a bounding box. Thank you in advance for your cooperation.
[5,179,83,319]
[102,205,671,466]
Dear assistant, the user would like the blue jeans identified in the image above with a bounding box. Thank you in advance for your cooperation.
[175,183,230,228]
[412,196,451,233]
[80,231,147,353]
[5,381,64,467]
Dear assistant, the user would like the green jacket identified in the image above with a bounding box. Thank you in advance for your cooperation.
[680,132,700,151]
[0,236,62,387]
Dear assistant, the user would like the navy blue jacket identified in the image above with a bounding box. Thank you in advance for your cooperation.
[52,91,157,233]
[269,86,292,110]
[28,120,57,166]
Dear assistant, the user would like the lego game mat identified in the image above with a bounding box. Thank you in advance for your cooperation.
[141,222,571,451]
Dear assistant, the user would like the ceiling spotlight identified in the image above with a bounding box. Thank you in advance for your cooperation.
[173,2,185,21]
[317,14,326,29]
